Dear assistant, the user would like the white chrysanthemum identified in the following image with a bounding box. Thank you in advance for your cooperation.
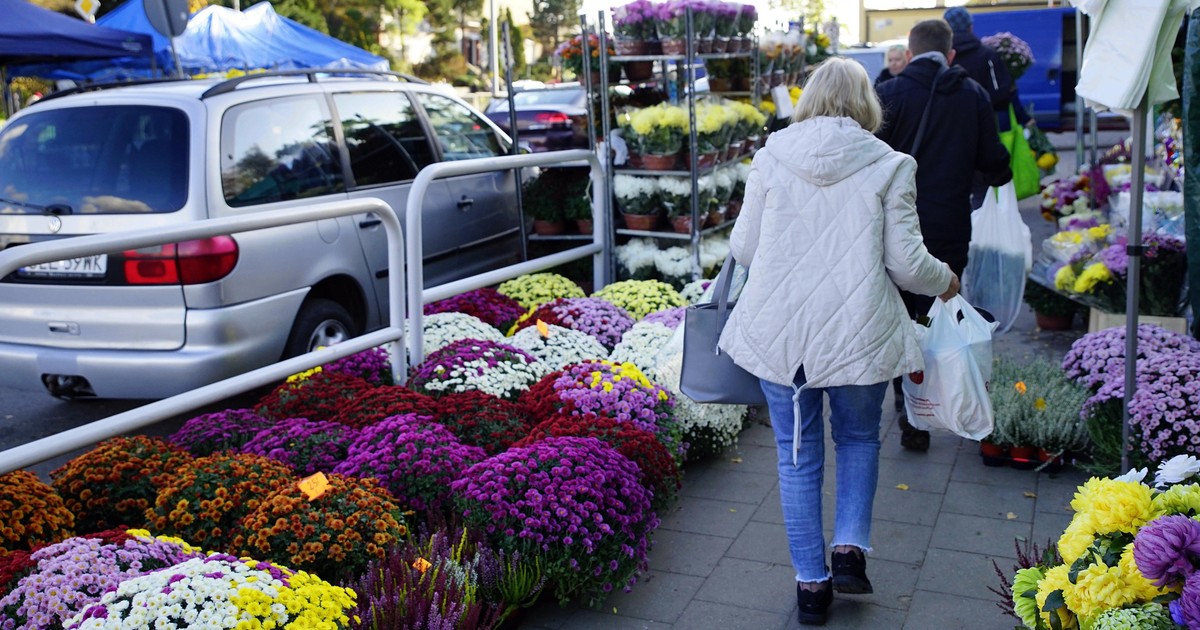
[613,174,658,201]
[699,237,730,272]
[650,325,747,459]
[615,238,659,275]
[609,321,675,381]
[679,279,711,304]
[654,246,693,279]
[409,312,504,354]
[421,352,549,399]
[1154,454,1200,487]
[1113,467,1149,484]
[734,161,752,182]
[508,324,609,370]
[657,176,692,197]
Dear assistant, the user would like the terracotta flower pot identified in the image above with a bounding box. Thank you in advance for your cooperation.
[531,219,566,235]
[661,38,686,55]
[623,60,655,82]
[670,215,692,234]
[696,37,713,53]
[639,153,678,171]
[622,212,659,231]
[712,36,730,53]
[1008,445,1039,470]
[706,208,724,227]
[575,219,593,234]
[1036,448,1066,474]
[614,38,647,55]
[708,77,733,92]
[726,199,742,219]
[979,441,1009,467]
[1035,311,1074,331]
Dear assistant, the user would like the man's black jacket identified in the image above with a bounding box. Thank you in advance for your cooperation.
[876,58,1012,261]
[952,29,1017,131]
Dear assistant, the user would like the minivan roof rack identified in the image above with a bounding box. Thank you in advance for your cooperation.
[35,76,196,105]
[202,69,428,99]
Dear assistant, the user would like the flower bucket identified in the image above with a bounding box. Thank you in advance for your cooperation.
[623,60,655,82]
[532,219,567,235]
[622,212,660,231]
[1008,445,1039,470]
[661,38,686,55]
[615,38,647,55]
[670,215,692,234]
[640,153,678,171]
[979,441,1008,467]
[706,208,724,227]
[682,150,718,169]
[696,37,713,53]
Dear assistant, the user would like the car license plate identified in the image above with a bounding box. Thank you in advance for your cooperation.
[18,255,108,278]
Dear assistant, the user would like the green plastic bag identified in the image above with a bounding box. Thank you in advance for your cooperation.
[998,105,1039,200]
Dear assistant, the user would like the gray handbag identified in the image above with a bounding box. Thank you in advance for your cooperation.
[680,254,767,405]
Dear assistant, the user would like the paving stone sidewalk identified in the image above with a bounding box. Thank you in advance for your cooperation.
[517,132,1114,629]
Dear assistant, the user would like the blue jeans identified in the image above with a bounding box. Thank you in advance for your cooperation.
[760,369,887,582]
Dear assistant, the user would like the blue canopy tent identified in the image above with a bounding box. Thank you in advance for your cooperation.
[0,0,153,111]
[11,0,388,81]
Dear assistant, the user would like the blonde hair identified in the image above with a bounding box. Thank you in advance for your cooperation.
[790,57,883,132]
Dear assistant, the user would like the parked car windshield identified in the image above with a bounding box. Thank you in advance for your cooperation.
[0,105,189,214]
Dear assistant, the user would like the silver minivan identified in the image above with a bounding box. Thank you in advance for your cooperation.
[0,71,523,399]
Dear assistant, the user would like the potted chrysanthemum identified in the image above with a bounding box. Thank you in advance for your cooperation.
[614,174,662,231]
[627,103,686,169]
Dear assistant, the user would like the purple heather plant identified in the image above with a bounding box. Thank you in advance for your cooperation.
[169,408,275,456]
[424,288,527,333]
[641,306,685,329]
[0,535,202,629]
[333,413,486,514]
[408,339,546,401]
[240,418,358,476]
[451,436,659,608]
[1133,514,1200,588]
[322,346,394,385]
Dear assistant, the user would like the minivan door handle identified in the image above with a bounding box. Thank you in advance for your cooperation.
[359,213,382,229]
[457,196,475,210]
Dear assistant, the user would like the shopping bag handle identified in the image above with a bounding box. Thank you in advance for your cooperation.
[705,252,738,355]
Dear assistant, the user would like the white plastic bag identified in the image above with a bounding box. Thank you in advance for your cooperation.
[963,182,1032,334]
[901,296,998,441]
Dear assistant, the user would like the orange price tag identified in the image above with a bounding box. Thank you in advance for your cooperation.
[412,557,432,573]
[536,319,550,338]
[297,472,330,501]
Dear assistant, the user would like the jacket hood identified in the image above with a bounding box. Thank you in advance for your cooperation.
[952,30,982,56]
[762,117,893,186]
[902,57,969,95]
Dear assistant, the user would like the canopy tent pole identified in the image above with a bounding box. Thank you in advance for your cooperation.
[1121,99,1148,474]
[1184,7,1200,340]
[1,67,11,118]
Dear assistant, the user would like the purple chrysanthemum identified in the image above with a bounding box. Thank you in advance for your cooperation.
[240,418,358,476]
[168,408,273,456]
[1134,514,1200,587]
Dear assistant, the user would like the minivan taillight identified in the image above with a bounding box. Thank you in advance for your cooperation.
[123,236,238,285]
[533,112,571,128]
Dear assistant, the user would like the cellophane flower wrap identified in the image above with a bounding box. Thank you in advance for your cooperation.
[654,0,689,40]
[981,31,1035,80]
[413,311,505,355]
[498,273,586,311]
[612,0,656,40]
[510,297,635,350]
[234,473,407,582]
[1,532,202,629]
[610,321,677,381]
[627,104,687,156]
[169,408,274,457]
[255,371,375,422]
[330,385,437,429]
[239,418,358,476]
[592,279,687,320]
[713,1,741,37]
[322,346,394,385]
[334,413,486,513]
[343,526,534,630]
[452,436,659,607]
[553,360,686,462]
[409,339,548,401]
[1012,457,1200,630]
[425,287,526,332]
[0,471,73,556]
[148,452,293,549]
[67,554,356,629]
[508,324,610,371]
[516,413,681,511]
[428,390,531,455]
[51,435,190,533]
[1040,174,1093,223]
[613,175,659,217]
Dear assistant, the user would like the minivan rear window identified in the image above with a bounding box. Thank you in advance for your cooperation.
[0,105,188,214]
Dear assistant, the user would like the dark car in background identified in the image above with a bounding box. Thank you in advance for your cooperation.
[485,85,590,152]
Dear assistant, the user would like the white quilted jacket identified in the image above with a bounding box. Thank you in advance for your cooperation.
[718,116,953,390]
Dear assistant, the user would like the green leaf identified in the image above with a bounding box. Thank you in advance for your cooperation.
[1041,589,1066,612]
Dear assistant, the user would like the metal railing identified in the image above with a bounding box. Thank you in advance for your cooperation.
[0,149,608,473]
[405,149,607,366]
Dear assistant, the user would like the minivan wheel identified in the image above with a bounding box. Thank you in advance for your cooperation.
[283,298,358,358]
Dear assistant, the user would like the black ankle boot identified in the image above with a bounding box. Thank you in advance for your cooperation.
[898,411,930,452]
[796,580,832,626]
[831,549,873,594]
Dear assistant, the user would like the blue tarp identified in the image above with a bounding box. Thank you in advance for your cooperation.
[11,0,387,80]
[0,0,153,65]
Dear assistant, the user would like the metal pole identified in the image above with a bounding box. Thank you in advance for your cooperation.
[502,21,527,264]
[687,6,701,280]
[581,14,596,152]
[490,0,499,96]
[1074,9,1085,169]
[1121,100,1148,473]
[596,10,615,287]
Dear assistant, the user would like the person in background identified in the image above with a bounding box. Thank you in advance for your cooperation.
[943,5,1032,207]
[719,57,959,626]
[875,19,1012,452]
[874,44,909,86]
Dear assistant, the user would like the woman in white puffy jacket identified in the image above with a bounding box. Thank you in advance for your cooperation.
[717,57,959,626]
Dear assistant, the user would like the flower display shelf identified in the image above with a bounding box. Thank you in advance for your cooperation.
[1086,308,1187,335]
[616,218,737,240]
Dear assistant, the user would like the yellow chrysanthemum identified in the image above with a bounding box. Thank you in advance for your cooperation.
[1058,517,1096,564]
[286,366,323,383]
[1117,542,1170,602]
[1073,262,1113,294]
[1051,231,1084,245]
[1071,478,1155,536]
[1055,265,1078,292]
[1087,224,1112,241]
[1066,563,1138,621]
[1153,483,1200,517]
[1014,381,1027,394]
[1036,564,1079,630]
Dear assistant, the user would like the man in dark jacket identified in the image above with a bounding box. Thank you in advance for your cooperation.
[876,18,1012,451]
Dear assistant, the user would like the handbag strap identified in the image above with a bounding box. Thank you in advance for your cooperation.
[909,67,946,158]
[707,252,738,354]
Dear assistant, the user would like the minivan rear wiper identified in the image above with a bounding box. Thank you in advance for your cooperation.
[0,197,45,212]
[0,198,72,215]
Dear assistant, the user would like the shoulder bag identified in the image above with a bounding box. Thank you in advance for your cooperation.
[680,253,767,405]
